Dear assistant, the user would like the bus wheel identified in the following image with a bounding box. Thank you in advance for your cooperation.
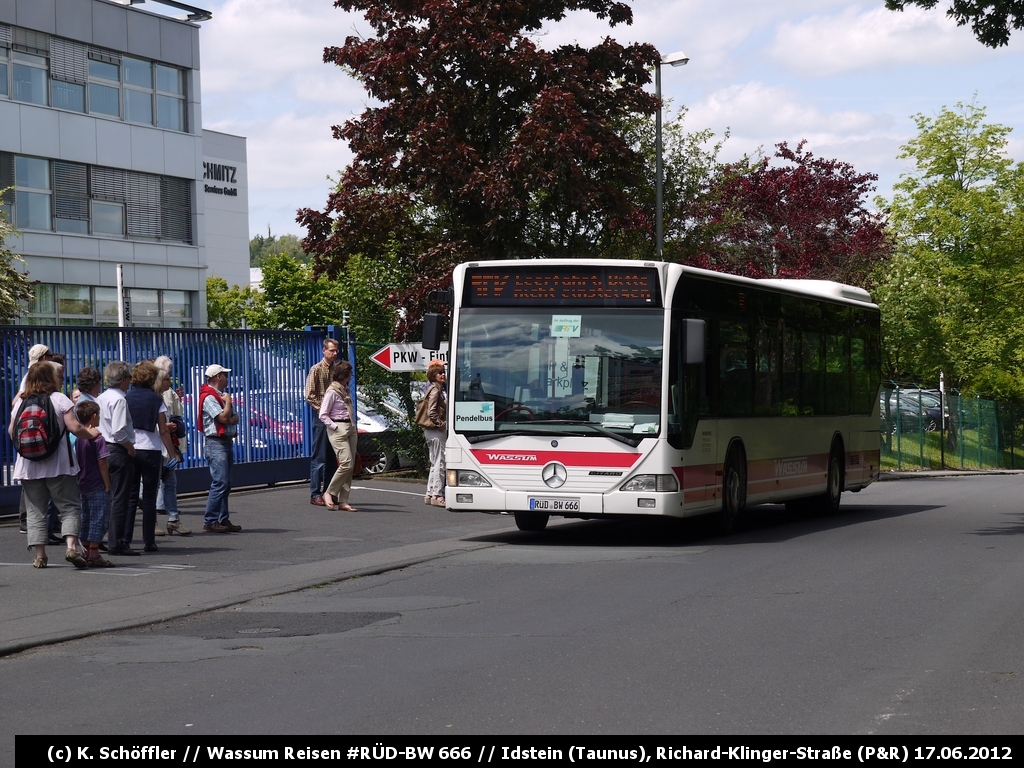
[718,447,747,535]
[514,511,550,532]
[822,449,843,515]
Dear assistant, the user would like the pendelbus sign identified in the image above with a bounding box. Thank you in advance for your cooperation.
[370,343,449,372]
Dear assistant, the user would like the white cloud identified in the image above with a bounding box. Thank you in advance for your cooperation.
[769,5,988,76]
[200,0,363,99]
[690,81,894,144]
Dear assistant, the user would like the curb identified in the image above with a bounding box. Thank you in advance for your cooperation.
[879,469,1024,480]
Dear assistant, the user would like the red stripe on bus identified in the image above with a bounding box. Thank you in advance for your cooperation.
[470,449,642,468]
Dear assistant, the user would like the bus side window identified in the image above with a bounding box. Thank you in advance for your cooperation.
[754,321,781,416]
[781,325,799,416]
[719,319,752,417]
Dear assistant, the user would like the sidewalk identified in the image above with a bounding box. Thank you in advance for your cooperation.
[0,478,516,658]
[879,468,1024,480]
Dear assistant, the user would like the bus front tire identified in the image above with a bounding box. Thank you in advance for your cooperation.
[514,511,549,532]
[718,448,747,535]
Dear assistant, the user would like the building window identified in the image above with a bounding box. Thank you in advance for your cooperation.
[123,56,154,125]
[155,65,185,131]
[92,200,124,236]
[12,51,47,106]
[58,284,93,326]
[21,285,192,327]
[14,155,51,231]
[95,287,119,326]
[54,161,89,234]
[0,46,9,97]
[51,79,85,111]
[87,58,120,117]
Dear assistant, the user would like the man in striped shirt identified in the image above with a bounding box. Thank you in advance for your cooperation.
[305,338,339,506]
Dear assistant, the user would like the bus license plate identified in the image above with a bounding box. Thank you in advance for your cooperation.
[529,497,580,512]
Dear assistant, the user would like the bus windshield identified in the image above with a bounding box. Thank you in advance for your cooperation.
[452,307,664,442]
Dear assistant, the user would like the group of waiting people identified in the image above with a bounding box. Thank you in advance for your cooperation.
[12,343,236,570]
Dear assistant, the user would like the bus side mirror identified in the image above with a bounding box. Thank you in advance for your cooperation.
[684,319,706,365]
[422,313,447,351]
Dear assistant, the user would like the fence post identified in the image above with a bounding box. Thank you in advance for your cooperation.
[976,395,982,469]
[897,390,904,470]
[958,396,964,469]
[939,390,945,470]
[917,390,924,469]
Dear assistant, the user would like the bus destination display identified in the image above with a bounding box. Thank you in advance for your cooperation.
[465,267,660,307]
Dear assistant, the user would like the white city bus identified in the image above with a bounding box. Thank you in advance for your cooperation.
[442,260,881,532]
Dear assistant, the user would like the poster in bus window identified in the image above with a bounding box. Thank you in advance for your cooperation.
[550,315,582,337]
[455,401,494,431]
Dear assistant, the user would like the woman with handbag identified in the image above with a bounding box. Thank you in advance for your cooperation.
[318,361,359,512]
[420,360,447,507]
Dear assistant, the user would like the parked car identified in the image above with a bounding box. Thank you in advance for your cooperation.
[356,397,416,475]
[881,389,949,433]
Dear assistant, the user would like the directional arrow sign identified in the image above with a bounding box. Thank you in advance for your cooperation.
[370,343,449,372]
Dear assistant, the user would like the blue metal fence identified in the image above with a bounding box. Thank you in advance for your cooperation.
[0,325,336,510]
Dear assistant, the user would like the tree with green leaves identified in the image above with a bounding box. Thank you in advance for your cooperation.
[874,101,1024,394]
[250,229,307,268]
[298,0,659,338]
[886,0,1024,48]
[596,106,729,261]
[206,276,262,329]
[0,207,35,323]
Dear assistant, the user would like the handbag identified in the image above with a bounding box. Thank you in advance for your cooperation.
[415,396,434,429]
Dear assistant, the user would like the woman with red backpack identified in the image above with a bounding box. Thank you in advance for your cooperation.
[10,362,102,569]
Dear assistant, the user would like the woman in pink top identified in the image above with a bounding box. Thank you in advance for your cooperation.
[318,362,358,511]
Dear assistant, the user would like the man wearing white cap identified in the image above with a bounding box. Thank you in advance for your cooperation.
[198,364,240,533]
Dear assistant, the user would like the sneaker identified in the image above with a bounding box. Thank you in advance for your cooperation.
[166,520,192,536]
[19,527,27,535]
[221,519,242,532]
[203,523,230,533]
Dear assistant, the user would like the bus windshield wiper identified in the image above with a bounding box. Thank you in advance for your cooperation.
[464,422,644,447]
[552,423,644,447]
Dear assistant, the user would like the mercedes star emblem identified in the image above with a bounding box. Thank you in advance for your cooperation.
[541,462,568,488]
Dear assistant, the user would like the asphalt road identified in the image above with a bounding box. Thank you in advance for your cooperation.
[2,473,1023,744]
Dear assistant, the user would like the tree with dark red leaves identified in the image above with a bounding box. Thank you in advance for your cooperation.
[297,0,658,337]
[683,141,892,287]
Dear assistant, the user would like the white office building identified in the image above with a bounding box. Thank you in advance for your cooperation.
[0,0,249,327]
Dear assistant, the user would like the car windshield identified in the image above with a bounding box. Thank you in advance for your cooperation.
[452,307,664,443]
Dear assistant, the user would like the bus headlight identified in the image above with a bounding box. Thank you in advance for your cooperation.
[447,469,492,487]
[620,474,678,492]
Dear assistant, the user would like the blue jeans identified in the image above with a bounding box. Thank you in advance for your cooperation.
[204,437,233,526]
[158,465,179,521]
[310,418,327,498]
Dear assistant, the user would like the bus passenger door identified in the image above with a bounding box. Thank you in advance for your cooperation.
[684,423,717,510]
[670,316,716,510]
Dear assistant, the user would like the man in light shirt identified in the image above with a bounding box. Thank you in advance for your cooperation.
[96,361,138,556]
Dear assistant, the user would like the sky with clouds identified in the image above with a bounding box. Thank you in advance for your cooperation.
[161,0,1024,239]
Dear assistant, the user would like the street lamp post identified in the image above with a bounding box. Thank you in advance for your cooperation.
[655,51,689,259]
